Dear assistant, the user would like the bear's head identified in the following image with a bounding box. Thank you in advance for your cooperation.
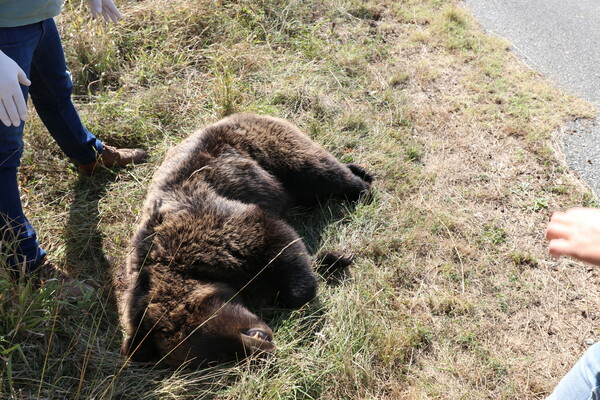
[122,282,275,368]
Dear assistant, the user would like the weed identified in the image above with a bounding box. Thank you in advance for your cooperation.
[348,4,384,21]
[389,71,410,88]
[481,224,507,245]
[532,196,550,212]
[404,142,424,163]
[511,252,538,268]
[437,6,480,52]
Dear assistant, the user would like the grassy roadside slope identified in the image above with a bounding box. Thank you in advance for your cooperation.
[1,0,598,398]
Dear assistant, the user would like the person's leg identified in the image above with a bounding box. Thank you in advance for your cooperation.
[28,18,102,165]
[0,169,46,272]
[0,23,47,272]
[29,18,146,175]
[548,342,600,400]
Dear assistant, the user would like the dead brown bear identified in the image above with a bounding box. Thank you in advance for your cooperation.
[120,113,372,368]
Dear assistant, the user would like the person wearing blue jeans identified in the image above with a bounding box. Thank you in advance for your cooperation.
[546,342,600,400]
[0,0,146,276]
[546,208,600,399]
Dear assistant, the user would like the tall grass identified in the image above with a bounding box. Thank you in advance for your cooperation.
[1,0,597,398]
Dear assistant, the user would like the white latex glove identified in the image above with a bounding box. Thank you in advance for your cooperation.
[87,0,123,23]
[0,50,30,127]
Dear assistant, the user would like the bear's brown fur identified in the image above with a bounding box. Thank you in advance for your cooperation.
[120,113,372,367]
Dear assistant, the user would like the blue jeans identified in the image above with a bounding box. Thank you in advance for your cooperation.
[548,343,600,400]
[0,18,103,272]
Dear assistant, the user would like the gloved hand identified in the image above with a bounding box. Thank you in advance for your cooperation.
[0,50,30,127]
[87,0,123,23]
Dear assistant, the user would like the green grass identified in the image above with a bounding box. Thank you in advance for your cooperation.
[1,0,599,398]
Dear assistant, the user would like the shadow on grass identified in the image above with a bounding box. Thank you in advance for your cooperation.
[285,202,349,254]
[64,169,117,283]
[0,168,129,399]
[58,170,247,399]
[286,199,364,284]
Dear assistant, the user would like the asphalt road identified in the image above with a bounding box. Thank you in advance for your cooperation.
[465,0,600,195]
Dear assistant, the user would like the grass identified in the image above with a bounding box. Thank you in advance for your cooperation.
[1,0,598,398]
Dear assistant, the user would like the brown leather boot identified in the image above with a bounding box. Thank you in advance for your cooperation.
[78,145,147,175]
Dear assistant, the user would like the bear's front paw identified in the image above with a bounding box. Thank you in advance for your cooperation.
[346,163,373,184]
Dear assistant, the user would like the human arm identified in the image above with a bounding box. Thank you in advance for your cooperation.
[546,207,600,266]
[0,50,31,127]
[86,0,123,23]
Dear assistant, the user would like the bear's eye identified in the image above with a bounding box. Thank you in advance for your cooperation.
[241,329,272,342]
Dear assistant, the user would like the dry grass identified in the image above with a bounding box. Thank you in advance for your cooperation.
[1,0,598,398]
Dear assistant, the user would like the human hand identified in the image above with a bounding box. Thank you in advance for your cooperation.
[546,207,600,266]
[0,51,30,127]
[87,0,123,23]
